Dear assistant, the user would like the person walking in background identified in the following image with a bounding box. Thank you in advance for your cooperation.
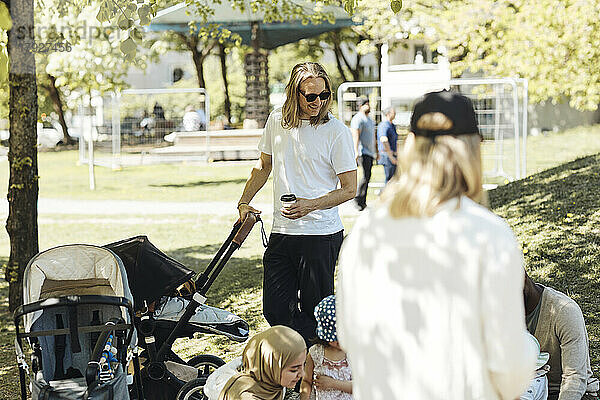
[337,90,537,399]
[377,107,398,184]
[236,62,357,345]
[300,295,352,400]
[351,97,376,211]
[219,325,307,400]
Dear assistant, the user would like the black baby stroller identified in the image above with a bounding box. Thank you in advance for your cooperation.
[14,244,138,399]
[15,212,261,400]
[105,213,261,399]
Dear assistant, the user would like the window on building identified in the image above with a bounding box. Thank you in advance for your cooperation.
[172,67,184,83]
[388,42,413,66]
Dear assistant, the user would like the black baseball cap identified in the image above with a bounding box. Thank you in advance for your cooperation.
[410,90,480,139]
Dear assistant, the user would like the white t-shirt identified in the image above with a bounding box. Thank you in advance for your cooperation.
[337,197,537,400]
[258,108,356,235]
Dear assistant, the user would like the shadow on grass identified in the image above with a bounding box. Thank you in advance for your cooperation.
[167,244,264,305]
[167,243,231,266]
[489,154,600,293]
[489,153,600,370]
[151,178,247,188]
[0,256,23,400]
[0,257,12,329]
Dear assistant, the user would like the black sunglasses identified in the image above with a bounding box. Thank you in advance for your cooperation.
[299,90,331,102]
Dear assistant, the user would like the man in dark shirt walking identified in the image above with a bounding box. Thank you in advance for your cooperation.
[377,107,398,184]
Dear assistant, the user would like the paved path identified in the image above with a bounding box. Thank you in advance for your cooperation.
[0,198,362,217]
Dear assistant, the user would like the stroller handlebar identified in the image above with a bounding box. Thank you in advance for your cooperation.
[194,211,261,296]
[155,213,262,361]
[232,212,259,247]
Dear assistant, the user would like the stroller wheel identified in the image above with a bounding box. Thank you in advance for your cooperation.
[187,354,225,379]
[176,377,208,400]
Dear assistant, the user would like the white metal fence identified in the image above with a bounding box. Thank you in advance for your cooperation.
[79,88,210,169]
[337,78,528,184]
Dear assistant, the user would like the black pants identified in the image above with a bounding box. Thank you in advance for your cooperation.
[262,231,344,344]
[355,155,374,208]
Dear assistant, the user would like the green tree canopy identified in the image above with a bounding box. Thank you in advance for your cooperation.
[407,0,600,110]
[0,1,10,84]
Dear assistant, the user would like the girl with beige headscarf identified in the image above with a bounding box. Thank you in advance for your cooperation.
[219,325,307,400]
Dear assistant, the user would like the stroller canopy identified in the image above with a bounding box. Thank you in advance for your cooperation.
[104,236,195,310]
[23,244,134,332]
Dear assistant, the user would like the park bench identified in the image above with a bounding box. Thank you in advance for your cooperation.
[150,129,262,161]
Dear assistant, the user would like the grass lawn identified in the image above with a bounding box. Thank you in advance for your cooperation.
[0,126,599,398]
[0,125,598,202]
[33,155,274,203]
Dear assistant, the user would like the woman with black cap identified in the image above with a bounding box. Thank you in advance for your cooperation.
[336,90,538,399]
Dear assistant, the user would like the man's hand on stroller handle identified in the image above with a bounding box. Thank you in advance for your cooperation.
[237,202,261,222]
[236,203,268,248]
[233,210,260,246]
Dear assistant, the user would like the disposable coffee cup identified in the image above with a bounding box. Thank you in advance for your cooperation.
[280,194,296,208]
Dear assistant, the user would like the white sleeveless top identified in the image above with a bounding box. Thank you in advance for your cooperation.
[309,344,352,400]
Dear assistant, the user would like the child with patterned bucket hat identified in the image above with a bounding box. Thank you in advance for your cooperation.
[300,295,353,400]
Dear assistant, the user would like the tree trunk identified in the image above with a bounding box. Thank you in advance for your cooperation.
[178,33,206,88]
[179,33,215,90]
[332,31,362,81]
[375,43,382,81]
[191,48,206,88]
[353,53,362,81]
[6,0,39,312]
[354,34,370,81]
[332,37,349,82]
[218,43,231,122]
[46,74,74,145]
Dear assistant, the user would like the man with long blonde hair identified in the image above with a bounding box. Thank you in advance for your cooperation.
[237,62,357,343]
[337,91,537,399]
